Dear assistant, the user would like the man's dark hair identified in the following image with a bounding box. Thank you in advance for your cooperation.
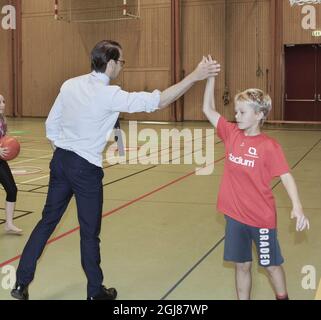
[91,40,122,73]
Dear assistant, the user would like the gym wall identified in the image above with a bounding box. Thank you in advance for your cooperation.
[1,0,321,120]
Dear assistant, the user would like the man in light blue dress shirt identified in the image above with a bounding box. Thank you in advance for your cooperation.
[11,40,220,300]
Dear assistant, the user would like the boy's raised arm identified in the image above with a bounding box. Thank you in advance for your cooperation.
[202,56,221,128]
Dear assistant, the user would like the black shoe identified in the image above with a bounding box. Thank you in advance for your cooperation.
[11,283,29,300]
[87,286,117,300]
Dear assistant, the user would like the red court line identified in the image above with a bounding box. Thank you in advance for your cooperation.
[0,156,225,268]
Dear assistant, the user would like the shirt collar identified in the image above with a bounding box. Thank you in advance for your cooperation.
[91,71,110,85]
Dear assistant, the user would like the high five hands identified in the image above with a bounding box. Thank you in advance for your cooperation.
[192,55,221,81]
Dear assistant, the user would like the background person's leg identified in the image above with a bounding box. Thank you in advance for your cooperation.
[0,160,20,232]
[235,262,252,300]
[265,265,288,299]
[5,201,21,233]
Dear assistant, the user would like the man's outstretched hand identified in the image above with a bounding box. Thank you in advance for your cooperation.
[192,55,221,81]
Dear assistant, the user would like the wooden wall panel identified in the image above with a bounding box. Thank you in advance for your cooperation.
[22,0,52,13]
[283,0,321,45]
[21,0,172,120]
[182,0,225,121]
[123,69,171,121]
[182,0,271,121]
[227,0,271,121]
[21,16,90,116]
[270,0,284,121]
[121,3,172,120]
[0,0,14,116]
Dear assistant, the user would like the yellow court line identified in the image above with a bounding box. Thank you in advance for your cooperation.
[21,148,52,152]
[315,279,321,300]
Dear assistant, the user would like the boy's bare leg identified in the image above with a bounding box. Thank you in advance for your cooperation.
[235,262,252,300]
[5,201,22,234]
[266,265,288,299]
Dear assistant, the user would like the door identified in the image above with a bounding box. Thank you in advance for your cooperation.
[284,44,318,121]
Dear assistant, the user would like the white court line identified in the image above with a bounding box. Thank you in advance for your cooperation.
[17,174,50,185]
[9,152,53,185]
[10,153,53,165]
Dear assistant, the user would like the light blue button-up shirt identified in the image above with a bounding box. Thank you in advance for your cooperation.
[46,71,160,167]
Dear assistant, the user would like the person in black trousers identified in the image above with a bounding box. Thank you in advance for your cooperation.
[11,41,220,300]
[0,94,21,234]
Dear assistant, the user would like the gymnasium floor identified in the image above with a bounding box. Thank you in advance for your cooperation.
[0,118,320,300]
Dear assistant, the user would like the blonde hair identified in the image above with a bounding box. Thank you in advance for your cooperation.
[234,89,272,125]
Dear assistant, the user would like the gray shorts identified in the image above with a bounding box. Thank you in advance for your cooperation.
[224,215,284,267]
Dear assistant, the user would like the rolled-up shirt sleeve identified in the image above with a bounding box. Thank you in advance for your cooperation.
[99,86,161,113]
[46,92,63,142]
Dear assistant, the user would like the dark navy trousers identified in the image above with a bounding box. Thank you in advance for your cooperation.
[16,148,105,297]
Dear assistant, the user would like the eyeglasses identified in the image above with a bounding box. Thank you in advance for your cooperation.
[117,59,126,67]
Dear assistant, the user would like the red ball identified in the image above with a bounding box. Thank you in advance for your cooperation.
[0,136,20,161]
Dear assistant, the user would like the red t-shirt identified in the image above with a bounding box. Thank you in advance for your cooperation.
[216,116,290,228]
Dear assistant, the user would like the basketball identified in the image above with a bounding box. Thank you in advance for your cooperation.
[0,136,20,161]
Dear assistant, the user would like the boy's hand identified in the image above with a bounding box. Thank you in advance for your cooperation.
[192,55,220,81]
[291,208,310,231]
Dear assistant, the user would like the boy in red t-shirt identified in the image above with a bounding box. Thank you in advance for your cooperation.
[202,56,310,300]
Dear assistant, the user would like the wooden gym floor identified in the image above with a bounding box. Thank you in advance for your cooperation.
[0,118,320,300]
